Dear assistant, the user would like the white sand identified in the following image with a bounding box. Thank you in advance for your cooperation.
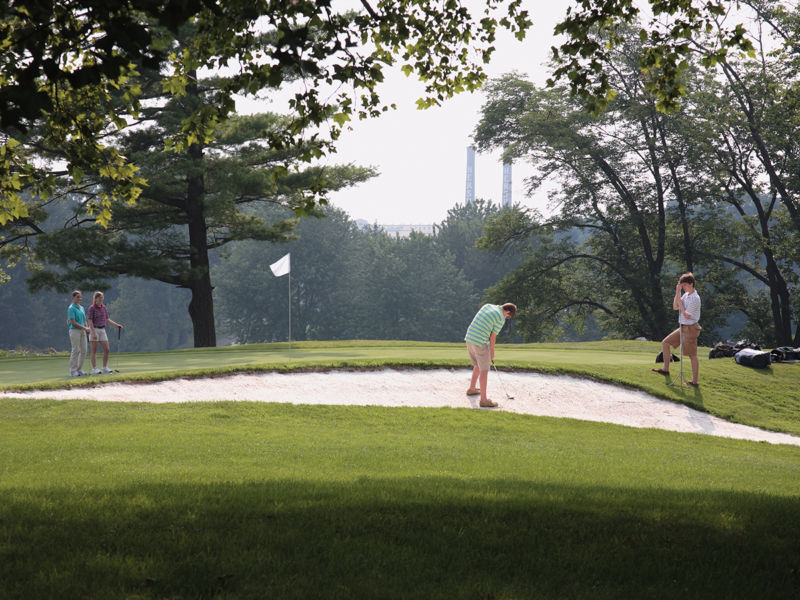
[4,368,799,446]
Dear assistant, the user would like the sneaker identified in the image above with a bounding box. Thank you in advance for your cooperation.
[78,370,88,376]
[466,388,480,396]
[102,367,113,374]
[92,367,101,374]
[479,399,498,408]
[70,371,80,377]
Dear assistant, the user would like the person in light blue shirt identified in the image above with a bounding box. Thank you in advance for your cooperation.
[465,302,516,407]
[67,290,90,376]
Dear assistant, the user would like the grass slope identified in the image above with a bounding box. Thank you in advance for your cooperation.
[1,400,799,599]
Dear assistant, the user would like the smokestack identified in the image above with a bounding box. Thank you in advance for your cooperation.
[502,158,512,207]
[465,146,475,204]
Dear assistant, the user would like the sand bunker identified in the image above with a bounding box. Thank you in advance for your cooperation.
[4,368,799,446]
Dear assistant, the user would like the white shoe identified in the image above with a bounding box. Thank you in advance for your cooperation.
[70,371,79,377]
[92,367,101,374]
[78,370,88,376]
[102,367,113,374]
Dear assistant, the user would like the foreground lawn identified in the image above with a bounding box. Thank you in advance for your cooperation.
[2,340,799,435]
[1,400,799,599]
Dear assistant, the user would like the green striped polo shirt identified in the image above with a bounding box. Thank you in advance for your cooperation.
[464,304,505,346]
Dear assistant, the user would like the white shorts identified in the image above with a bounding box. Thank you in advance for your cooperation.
[90,327,109,342]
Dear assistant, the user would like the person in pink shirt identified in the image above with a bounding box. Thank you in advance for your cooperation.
[87,291,124,374]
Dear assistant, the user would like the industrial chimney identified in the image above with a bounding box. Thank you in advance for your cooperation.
[502,159,512,207]
[465,146,475,204]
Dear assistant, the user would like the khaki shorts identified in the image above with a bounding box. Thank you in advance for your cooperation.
[663,323,701,357]
[90,327,109,342]
[466,341,491,372]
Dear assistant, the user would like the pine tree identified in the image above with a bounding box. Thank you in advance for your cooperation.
[29,57,373,347]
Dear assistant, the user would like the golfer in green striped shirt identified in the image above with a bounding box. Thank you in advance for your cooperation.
[465,302,516,407]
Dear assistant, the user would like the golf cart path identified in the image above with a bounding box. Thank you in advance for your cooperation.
[4,369,799,446]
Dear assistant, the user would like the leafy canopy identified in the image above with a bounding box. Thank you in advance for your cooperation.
[0,0,531,226]
[550,0,756,114]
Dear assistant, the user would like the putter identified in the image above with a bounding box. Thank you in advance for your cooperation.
[114,326,121,373]
[491,361,514,400]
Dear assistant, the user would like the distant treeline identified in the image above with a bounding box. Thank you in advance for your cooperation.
[0,201,528,352]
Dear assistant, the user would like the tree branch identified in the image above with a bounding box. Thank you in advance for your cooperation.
[360,0,380,20]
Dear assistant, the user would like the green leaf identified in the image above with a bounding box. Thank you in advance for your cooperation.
[70,166,84,185]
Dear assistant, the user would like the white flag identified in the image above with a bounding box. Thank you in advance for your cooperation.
[270,253,291,277]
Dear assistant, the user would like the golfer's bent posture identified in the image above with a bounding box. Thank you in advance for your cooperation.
[465,302,517,407]
[652,273,702,386]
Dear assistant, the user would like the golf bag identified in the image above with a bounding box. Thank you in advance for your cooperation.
[709,340,761,359]
[709,343,736,359]
[734,347,771,369]
[655,351,680,363]
[770,346,800,363]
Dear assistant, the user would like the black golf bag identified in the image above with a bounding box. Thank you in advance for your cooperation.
[655,351,680,363]
[770,346,800,363]
[734,348,771,369]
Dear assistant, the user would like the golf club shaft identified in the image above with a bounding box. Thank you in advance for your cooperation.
[491,361,514,399]
[115,327,121,372]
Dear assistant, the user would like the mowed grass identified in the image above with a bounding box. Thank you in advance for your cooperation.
[1,399,799,599]
[2,340,799,435]
[1,341,799,598]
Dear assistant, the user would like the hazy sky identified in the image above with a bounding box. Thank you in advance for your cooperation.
[238,1,757,226]
[315,3,570,226]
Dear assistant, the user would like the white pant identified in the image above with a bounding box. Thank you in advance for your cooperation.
[69,328,87,374]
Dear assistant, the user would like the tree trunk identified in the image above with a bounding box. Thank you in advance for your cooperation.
[765,257,793,346]
[747,191,793,346]
[654,115,695,272]
[188,271,216,347]
[185,136,216,348]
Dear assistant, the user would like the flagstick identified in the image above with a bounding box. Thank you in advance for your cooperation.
[669,325,683,386]
[288,270,292,351]
[269,252,292,351]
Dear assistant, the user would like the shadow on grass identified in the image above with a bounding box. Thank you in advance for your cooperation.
[2,478,798,599]
[737,365,776,376]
